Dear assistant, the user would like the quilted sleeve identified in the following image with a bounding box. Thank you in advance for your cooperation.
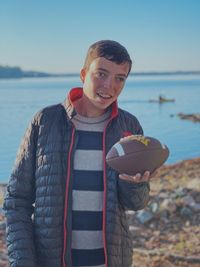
[3,116,39,267]
[118,179,150,211]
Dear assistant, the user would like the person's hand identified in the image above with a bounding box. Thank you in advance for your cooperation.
[119,171,150,183]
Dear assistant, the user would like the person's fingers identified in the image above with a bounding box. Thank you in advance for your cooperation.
[119,173,141,183]
[131,175,141,182]
[119,173,132,181]
[119,171,150,183]
[144,171,150,178]
[120,135,133,141]
[135,173,141,179]
[141,171,150,182]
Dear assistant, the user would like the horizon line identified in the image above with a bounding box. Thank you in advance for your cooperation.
[1,65,200,79]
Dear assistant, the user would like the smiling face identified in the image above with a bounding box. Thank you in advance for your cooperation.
[76,57,130,117]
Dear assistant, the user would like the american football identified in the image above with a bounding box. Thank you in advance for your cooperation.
[106,135,169,175]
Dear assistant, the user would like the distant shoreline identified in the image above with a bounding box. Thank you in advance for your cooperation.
[0,65,200,79]
[130,71,200,76]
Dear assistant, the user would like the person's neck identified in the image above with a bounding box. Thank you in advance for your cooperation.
[74,97,106,118]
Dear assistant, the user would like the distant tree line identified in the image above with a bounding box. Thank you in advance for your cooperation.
[0,65,51,78]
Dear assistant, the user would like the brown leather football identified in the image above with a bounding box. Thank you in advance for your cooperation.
[106,135,169,175]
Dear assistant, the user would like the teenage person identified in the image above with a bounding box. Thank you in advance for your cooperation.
[4,40,150,267]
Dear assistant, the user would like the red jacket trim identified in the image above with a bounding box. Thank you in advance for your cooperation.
[67,87,118,118]
[63,127,75,267]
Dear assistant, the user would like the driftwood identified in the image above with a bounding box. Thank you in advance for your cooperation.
[133,248,200,264]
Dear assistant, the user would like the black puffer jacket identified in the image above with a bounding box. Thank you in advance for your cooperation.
[4,87,150,267]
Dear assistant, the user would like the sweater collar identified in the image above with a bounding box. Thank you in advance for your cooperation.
[63,87,118,120]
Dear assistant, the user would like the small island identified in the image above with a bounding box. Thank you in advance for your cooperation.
[178,113,200,123]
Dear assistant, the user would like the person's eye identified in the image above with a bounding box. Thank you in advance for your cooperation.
[116,76,126,82]
[96,72,106,78]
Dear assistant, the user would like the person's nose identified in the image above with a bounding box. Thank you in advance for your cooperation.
[103,75,113,89]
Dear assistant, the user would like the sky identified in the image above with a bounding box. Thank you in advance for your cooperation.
[0,0,200,73]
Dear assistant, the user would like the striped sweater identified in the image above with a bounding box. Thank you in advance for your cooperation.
[71,111,111,267]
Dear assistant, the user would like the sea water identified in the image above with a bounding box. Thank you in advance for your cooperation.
[0,75,200,182]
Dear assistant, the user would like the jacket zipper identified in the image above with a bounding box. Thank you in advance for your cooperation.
[62,127,75,267]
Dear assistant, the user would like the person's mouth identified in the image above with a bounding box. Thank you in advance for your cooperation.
[97,92,112,99]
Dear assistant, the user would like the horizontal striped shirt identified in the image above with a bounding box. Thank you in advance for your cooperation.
[71,111,110,267]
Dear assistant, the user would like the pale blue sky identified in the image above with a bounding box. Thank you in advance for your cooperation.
[0,0,200,73]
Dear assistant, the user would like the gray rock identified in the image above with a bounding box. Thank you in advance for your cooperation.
[182,195,200,211]
[149,202,159,213]
[182,195,195,206]
[160,198,177,213]
[159,209,170,219]
[0,207,5,215]
[136,210,154,224]
[190,203,200,212]
[158,192,169,199]
[0,221,6,230]
[180,207,193,218]
[186,178,200,191]
[174,187,186,198]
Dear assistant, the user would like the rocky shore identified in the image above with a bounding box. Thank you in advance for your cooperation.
[170,112,200,123]
[130,157,200,267]
[0,157,200,267]
[177,113,200,123]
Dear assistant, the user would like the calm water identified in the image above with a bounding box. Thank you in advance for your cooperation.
[0,75,200,183]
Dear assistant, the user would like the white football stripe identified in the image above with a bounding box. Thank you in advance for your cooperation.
[161,144,166,149]
[114,143,125,156]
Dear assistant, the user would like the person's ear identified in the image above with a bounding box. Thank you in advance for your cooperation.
[80,68,86,83]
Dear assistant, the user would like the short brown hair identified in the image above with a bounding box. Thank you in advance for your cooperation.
[83,40,132,75]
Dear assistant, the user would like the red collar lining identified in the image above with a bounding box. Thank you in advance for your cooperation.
[68,87,118,119]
